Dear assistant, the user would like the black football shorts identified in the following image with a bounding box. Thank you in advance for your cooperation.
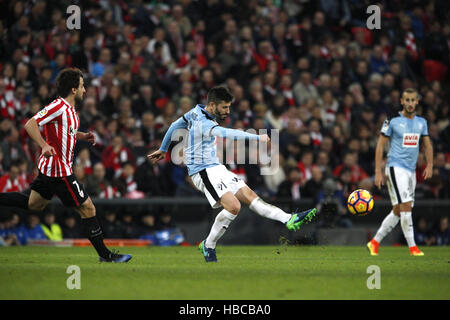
[30,172,89,207]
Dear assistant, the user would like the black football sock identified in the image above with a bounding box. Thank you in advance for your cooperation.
[0,192,29,211]
[81,216,111,259]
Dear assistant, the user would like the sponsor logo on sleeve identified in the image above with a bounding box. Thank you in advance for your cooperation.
[38,109,48,118]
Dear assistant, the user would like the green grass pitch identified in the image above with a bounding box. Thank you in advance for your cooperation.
[0,245,449,300]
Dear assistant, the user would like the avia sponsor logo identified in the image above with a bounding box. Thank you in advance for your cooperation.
[402,133,419,148]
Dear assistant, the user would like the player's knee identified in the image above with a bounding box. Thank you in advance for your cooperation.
[227,200,241,215]
[28,200,46,212]
[393,206,400,216]
[399,202,412,212]
[79,201,96,218]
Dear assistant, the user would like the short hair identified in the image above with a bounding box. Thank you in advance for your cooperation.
[55,68,83,98]
[206,86,234,105]
[402,88,418,97]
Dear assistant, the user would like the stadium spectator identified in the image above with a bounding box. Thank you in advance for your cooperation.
[85,162,119,199]
[61,213,82,239]
[277,167,302,200]
[0,215,20,246]
[121,212,140,239]
[430,217,450,246]
[0,160,27,192]
[139,213,157,236]
[41,212,63,241]
[135,150,172,196]
[414,217,433,246]
[1,127,26,170]
[113,161,144,199]
[101,135,134,180]
[101,209,124,239]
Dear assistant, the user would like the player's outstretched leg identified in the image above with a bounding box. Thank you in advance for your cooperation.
[285,208,317,231]
[76,197,132,262]
[0,192,31,213]
[236,187,317,231]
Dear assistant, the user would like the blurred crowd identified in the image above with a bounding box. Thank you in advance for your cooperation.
[0,0,450,235]
[0,208,178,245]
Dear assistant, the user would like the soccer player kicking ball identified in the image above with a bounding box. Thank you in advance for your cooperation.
[0,68,131,263]
[368,88,433,256]
[148,86,316,262]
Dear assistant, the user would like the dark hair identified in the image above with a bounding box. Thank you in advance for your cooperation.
[55,68,83,98]
[207,86,234,105]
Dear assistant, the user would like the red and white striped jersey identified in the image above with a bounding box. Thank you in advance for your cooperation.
[32,97,79,177]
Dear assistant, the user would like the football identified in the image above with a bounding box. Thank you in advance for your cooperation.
[347,189,374,216]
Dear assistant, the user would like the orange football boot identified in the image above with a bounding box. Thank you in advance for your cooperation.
[409,246,424,256]
[367,239,379,256]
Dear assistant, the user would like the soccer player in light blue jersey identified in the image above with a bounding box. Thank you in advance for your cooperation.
[148,86,316,262]
[368,88,434,256]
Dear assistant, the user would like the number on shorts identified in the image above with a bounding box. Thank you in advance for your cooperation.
[72,180,84,198]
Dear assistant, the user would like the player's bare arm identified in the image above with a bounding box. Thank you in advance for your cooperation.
[147,150,166,163]
[374,134,388,189]
[24,117,56,158]
[422,135,433,180]
[76,131,96,145]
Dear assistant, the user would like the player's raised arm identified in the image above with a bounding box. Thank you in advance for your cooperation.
[374,134,389,189]
[422,135,433,180]
[210,126,269,142]
[147,115,188,163]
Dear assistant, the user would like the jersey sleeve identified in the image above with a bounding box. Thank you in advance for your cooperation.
[380,118,392,137]
[210,126,261,141]
[159,115,189,152]
[421,119,429,136]
[32,99,66,126]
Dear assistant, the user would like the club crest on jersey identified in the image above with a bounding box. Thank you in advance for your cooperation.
[381,119,389,132]
[69,125,77,136]
[402,133,419,148]
[38,109,48,117]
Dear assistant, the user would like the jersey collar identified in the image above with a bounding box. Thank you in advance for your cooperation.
[60,96,75,109]
[197,104,215,120]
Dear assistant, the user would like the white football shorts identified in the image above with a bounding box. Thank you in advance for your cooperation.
[385,166,416,207]
[190,164,247,208]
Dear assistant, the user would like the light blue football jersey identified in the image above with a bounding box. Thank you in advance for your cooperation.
[160,104,260,176]
[380,112,428,172]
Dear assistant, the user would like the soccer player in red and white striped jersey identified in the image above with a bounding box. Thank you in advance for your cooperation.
[0,68,131,262]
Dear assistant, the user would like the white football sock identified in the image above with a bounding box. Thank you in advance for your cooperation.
[249,197,292,224]
[205,209,236,249]
[400,211,416,247]
[374,211,400,243]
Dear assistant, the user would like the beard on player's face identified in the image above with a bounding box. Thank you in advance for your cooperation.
[74,92,83,106]
[215,109,228,120]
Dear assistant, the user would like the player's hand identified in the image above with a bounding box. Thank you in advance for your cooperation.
[423,165,433,180]
[259,134,270,143]
[84,131,97,145]
[41,143,56,158]
[374,171,384,189]
[147,150,166,163]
